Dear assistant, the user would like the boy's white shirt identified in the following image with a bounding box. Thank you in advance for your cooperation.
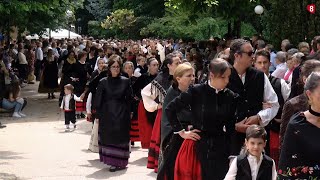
[224,153,277,180]
[60,94,82,110]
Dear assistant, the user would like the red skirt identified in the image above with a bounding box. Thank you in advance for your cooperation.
[137,100,153,149]
[270,130,280,167]
[174,139,202,180]
[76,101,86,112]
[147,109,162,172]
[130,117,140,142]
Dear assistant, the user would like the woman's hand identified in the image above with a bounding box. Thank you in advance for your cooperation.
[157,103,162,109]
[87,112,92,120]
[235,118,250,133]
[179,129,201,141]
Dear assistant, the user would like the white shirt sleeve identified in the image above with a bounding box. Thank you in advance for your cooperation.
[224,157,237,180]
[86,92,92,114]
[73,94,82,102]
[280,79,291,101]
[272,160,278,180]
[60,97,64,109]
[258,74,280,127]
[141,83,158,112]
[133,68,142,77]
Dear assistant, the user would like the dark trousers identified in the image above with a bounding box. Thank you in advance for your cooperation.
[64,111,76,125]
[18,64,28,81]
[35,60,42,81]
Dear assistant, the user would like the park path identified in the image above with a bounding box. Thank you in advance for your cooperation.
[0,82,156,180]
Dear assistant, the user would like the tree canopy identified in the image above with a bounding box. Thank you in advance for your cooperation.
[0,0,83,36]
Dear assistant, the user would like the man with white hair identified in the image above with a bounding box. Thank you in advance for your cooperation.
[271,51,287,79]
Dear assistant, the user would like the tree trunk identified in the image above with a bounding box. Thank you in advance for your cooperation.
[227,21,232,36]
[233,19,241,38]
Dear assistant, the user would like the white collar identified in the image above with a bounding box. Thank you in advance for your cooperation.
[208,80,225,94]
[247,153,263,165]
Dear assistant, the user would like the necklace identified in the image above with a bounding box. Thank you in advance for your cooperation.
[309,106,320,117]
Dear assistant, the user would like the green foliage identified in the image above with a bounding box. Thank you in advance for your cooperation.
[85,0,112,21]
[113,0,165,17]
[241,22,257,37]
[88,21,115,38]
[101,9,136,30]
[0,0,84,36]
[141,8,228,40]
[262,0,320,49]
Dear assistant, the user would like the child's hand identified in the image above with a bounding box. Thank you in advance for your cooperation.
[80,93,85,100]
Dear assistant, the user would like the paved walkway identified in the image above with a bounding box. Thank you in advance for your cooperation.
[0,83,156,180]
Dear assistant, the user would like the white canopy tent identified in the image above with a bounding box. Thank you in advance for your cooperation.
[26,28,81,39]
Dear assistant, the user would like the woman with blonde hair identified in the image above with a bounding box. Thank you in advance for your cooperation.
[158,63,195,180]
[166,58,239,180]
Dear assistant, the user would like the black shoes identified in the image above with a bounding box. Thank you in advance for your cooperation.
[0,122,6,129]
[109,166,125,172]
[80,113,86,118]
[48,93,56,99]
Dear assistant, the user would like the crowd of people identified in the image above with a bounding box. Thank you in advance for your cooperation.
[1,35,320,179]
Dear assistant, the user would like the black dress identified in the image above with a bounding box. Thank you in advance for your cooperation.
[94,76,133,145]
[165,83,239,180]
[73,61,88,96]
[94,76,133,168]
[43,59,58,90]
[278,112,320,179]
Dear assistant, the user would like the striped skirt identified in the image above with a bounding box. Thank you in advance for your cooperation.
[99,143,130,168]
[147,109,162,172]
[76,101,86,112]
[130,118,140,142]
[137,100,153,149]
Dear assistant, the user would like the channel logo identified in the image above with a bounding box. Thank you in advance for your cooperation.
[307,4,316,14]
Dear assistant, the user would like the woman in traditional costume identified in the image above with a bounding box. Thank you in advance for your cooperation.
[165,59,238,180]
[94,56,133,172]
[141,53,181,172]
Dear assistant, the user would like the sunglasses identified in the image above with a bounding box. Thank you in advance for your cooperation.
[240,50,254,56]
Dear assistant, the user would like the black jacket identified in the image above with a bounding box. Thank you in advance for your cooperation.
[166,83,239,179]
[94,76,133,145]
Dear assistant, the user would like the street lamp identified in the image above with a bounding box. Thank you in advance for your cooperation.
[254,5,264,15]
[254,5,264,35]
[66,10,73,39]
[77,18,81,34]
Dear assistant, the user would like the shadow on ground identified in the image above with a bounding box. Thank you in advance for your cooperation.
[0,151,25,160]
[129,157,148,167]
[86,168,128,179]
[0,172,26,180]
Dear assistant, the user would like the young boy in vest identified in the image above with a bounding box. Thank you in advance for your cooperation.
[60,84,83,131]
[224,125,277,180]
[133,54,147,77]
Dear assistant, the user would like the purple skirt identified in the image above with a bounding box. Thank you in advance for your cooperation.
[99,143,130,168]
